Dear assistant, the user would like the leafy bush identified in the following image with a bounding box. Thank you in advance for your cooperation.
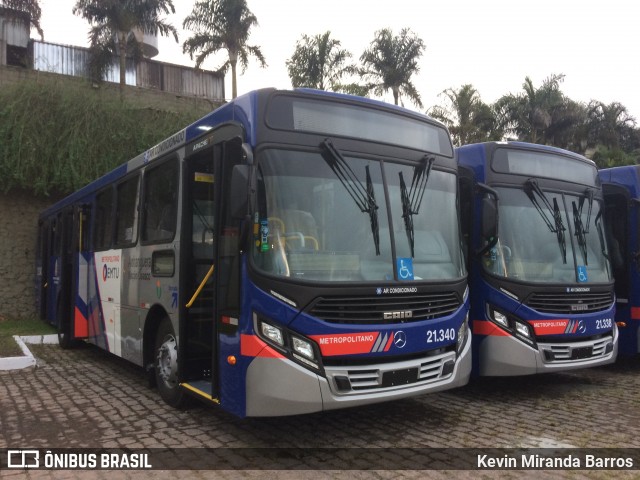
[0,78,203,196]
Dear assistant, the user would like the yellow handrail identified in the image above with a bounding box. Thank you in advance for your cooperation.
[186,264,215,308]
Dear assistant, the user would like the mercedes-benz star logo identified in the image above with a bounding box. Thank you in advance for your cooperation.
[394,331,407,349]
[577,320,586,334]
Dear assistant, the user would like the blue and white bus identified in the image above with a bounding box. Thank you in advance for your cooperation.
[599,165,640,355]
[36,88,470,417]
[457,141,617,376]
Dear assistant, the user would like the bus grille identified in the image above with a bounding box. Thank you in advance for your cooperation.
[539,335,614,363]
[307,292,461,324]
[348,357,447,390]
[525,291,613,314]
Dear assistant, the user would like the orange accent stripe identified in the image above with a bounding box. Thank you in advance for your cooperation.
[631,307,640,320]
[74,306,88,338]
[472,319,510,337]
[240,334,285,359]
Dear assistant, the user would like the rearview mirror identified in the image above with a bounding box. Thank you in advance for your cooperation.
[482,194,498,241]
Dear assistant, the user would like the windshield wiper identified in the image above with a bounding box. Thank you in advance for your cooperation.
[399,155,435,258]
[572,188,594,265]
[321,139,380,255]
[524,179,567,264]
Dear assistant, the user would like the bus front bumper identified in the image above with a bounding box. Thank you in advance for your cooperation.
[477,325,618,376]
[244,332,471,417]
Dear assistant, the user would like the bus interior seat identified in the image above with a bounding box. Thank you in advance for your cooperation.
[269,210,319,250]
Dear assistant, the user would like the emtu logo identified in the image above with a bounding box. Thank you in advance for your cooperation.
[102,264,120,282]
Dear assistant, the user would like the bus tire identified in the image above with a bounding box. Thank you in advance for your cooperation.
[154,317,185,408]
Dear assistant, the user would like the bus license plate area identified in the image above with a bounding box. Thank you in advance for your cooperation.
[382,367,419,387]
[571,346,593,360]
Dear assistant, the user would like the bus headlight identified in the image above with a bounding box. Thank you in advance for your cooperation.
[260,320,284,347]
[291,335,319,368]
[487,305,537,347]
[515,321,530,338]
[254,313,323,373]
[292,336,315,361]
[492,310,509,328]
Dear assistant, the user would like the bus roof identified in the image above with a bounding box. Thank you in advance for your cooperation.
[40,88,449,218]
[599,165,640,196]
[457,141,595,164]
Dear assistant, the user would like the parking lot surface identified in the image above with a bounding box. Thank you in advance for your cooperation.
[1,343,640,479]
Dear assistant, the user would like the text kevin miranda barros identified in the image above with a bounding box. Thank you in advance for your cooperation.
[478,454,634,469]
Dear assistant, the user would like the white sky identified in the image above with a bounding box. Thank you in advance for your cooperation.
[37,0,640,120]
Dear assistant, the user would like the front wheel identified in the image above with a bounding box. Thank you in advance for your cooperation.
[154,317,185,407]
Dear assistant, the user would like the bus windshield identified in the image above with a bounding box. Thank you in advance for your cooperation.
[252,148,465,282]
[485,186,611,284]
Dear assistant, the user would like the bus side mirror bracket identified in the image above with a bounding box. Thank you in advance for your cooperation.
[482,196,498,240]
[242,142,254,165]
[230,164,252,220]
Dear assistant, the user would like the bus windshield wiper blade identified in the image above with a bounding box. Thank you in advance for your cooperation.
[399,155,435,258]
[572,189,593,265]
[321,139,381,255]
[366,165,380,255]
[524,179,567,264]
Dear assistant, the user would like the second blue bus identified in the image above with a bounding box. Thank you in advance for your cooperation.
[457,141,617,375]
[599,165,640,355]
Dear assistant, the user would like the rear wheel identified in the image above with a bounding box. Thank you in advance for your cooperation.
[154,317,185,407]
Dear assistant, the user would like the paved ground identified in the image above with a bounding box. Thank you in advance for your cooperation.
[1,343,640,479]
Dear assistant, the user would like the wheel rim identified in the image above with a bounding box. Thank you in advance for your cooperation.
[157,334,178,389]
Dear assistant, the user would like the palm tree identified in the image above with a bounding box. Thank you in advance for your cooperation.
[286,31,357,92]
[429,84,499,145]
[183,0,266,99]
[359,28,424,107]
[497,74,567,144]
[0,0,43,39]
[544,98,588,152]
[73,0,178,89]
[587,101,636,150]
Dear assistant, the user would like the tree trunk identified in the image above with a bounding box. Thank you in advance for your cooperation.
[118,31,127,95]
[231,61,238,99]
[229,49,238,99]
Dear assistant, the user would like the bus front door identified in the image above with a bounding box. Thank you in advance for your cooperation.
[181,147,219,399]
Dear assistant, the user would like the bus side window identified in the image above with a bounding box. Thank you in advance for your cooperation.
[115,175,140,247]
[604,193,628,298]
[142,159,179,243]
[94,188,113,251]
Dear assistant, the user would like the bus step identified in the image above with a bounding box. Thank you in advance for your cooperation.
[181,380,220,404]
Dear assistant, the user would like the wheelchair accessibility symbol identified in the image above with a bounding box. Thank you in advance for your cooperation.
[397,258,414,281]
[577,266,588,283]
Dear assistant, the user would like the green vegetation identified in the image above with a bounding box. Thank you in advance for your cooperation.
[359,28,425,108]
[72,0,178,88]
[183,0,266,99]
[0,78,203,196]
[287,31,357,93]
[0,316,56,357]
